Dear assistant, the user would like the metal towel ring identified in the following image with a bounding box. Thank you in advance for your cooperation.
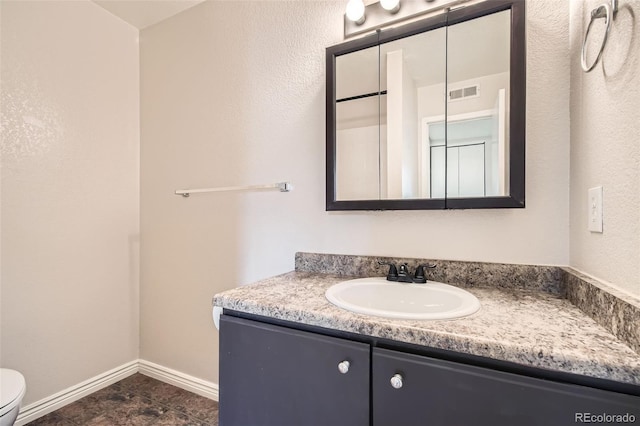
[581,0,618,72]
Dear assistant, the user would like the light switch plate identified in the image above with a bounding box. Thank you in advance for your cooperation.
[588,186,603,233]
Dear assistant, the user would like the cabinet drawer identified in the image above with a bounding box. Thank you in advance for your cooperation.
[220,315,369,426]
[373,347,640,426]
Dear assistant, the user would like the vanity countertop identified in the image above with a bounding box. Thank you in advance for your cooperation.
[213,271,640,386]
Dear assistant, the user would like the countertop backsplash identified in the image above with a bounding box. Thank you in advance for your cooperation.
[562,268,640,355]
[295,252,564,294]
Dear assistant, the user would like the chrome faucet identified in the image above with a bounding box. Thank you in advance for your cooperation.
[378,261,436,284]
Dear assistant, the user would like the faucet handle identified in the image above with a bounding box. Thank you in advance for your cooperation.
[377,261,399,281]
[413,263,436,283]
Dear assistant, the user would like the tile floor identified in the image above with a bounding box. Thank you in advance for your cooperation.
[26,373,219,425]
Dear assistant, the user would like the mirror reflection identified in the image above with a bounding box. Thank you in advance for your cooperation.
[336,45,385,200]
[330,3,522,210]
[378,28,447,200]
[444,10,510,198]
[335,28,446,201]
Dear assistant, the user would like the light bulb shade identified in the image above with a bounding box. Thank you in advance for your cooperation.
[346,0,366,24]
[380,0,400,13]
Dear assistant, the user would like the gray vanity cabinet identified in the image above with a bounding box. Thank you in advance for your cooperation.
[372,347,640,426]
[219,315,369,426]
[220,314,640,426]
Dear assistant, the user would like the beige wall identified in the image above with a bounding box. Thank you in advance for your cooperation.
[10,0,637,407]
[0,0,140,405]
[140,0,570,384]
[569,0,640,297]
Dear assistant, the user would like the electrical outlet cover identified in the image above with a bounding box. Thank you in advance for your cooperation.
[588,186,603,233]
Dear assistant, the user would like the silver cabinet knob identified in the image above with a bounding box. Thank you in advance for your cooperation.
[338,360,350,374]
[390,373,403,389]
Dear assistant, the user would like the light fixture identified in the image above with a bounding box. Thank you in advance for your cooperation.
[345,0,366,25]
[380,0,400,14]
[345,0,457,38]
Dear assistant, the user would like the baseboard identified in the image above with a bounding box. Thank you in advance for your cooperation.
[138,359,219,401]
[15,360,138,426]
[14,359,219,425]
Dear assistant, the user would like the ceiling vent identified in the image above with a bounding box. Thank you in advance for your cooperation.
[448,84,480,102]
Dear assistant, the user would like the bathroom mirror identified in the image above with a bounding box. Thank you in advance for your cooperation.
[326,0,525,210]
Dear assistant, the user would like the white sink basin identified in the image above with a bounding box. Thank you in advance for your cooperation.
[325,277,480,320]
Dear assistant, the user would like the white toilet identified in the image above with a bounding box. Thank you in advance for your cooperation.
[0,369,26,426]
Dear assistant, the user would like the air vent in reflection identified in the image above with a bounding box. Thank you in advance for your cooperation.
[448,84,480,102]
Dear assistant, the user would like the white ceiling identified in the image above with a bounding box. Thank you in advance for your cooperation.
[93,0,205,30]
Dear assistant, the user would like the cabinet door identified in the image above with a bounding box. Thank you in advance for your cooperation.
[373,347,640,426]
[220,315,369,426]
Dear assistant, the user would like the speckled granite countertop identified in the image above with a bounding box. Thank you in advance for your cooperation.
[214,262,640,386]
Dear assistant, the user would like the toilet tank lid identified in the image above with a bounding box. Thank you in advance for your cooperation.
[0,369,26,411]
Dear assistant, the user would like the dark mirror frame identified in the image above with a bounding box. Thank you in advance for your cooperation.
[326,0,525,211]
